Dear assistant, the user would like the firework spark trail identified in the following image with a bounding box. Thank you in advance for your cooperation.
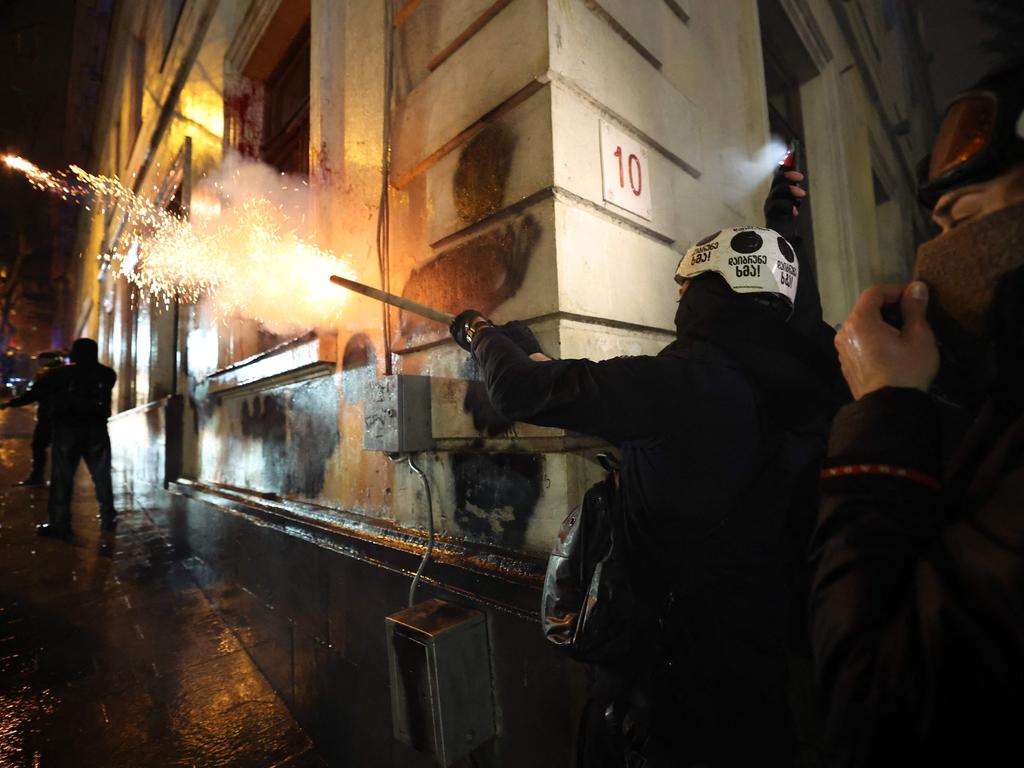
[3,155,81,199]
[3,155,355,333]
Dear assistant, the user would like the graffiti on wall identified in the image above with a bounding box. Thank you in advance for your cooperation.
[341,333,376,402]
[230,376,340,499]
[400,124,541,337]
[452,452,542,549]
[284,377,341,498]
[240,393,287,490]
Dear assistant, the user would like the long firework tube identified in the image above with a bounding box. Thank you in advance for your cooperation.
[329,274,454,326]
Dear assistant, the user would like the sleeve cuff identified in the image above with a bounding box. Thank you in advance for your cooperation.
[826,387,941,479]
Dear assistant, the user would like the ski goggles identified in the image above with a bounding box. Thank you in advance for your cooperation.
[918,71,1024,208]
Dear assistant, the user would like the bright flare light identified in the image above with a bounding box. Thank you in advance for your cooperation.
[3,155,354,334]
[4,154,70,195]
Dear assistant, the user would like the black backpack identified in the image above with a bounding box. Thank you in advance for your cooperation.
[540,456,635,663]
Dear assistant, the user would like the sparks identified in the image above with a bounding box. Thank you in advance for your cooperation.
[3,154,355,333]
[3,154,75,195]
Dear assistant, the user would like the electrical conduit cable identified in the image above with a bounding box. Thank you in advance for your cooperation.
[391,454,435,607]
[377,0,395,374]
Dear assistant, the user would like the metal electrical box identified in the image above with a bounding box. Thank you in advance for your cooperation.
[386,599,495,765]
[363,375,433,452]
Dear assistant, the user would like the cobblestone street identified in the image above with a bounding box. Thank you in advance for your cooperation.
[0,408,325,767]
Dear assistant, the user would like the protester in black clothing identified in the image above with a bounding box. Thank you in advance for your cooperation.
[810,64,1024,766]
[3,338,118,538]
[450,167,847,766]
[1,350,66,485]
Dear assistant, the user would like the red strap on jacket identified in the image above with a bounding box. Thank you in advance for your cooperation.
[821,463,942,490]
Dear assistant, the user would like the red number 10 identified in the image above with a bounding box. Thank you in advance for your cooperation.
[613,146,643,196]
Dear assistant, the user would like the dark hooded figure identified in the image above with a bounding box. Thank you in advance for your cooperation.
[14,338,118,539]
[810,63,1024,766]
[1,349,66,485]
[449,166,848,766]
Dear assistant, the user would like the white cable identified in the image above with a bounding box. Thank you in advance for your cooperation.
[390,454,436,607]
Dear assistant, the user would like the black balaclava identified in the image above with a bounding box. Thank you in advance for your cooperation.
[69,338,99,365]
[672,274,846,424]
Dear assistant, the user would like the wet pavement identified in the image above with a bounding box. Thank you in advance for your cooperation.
[0,408,325,767]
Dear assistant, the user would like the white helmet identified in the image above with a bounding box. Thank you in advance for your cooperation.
[675,226,798,310]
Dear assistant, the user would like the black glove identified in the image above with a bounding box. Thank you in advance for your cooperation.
[764,164,804,245]
[450,309,492,352]
[495,320,543,356]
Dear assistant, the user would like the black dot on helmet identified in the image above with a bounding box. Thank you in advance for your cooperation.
[696,230,721,246]
[778,237,795,263]
[730,231,763,254]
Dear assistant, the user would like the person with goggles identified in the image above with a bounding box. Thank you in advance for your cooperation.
[809,63,1024,766]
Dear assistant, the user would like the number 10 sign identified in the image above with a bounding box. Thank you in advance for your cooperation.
[600,120,652,220]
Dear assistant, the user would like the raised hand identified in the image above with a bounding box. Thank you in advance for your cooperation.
[835,281,940,399]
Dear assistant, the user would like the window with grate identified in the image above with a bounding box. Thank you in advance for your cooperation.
[261,23,310,177]
[255,22,310,351]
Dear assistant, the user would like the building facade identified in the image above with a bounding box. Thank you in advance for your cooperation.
[70,0,936,764]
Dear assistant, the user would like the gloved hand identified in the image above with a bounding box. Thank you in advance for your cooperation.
[450,309,492,352]
[495,320,543,356]
[764,165,807,243]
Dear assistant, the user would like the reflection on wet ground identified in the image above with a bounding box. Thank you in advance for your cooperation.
[0,409,325,767]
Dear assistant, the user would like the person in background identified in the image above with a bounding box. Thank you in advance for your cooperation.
[0,338,118,539]
[450,160,846,766]
[809,62,1024,766]
[1,349,66,486]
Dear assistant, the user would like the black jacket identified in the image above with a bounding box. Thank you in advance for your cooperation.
[14,362,117,427]
[810,270,1024,766]
[473,276,846,765]
[8,365,64,422]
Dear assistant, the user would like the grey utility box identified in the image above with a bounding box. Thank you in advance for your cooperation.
[386,599,495,765]
[363,374,433,453]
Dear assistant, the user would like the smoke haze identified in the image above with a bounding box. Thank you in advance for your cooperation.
[721,135,790,202]
[114,152,355,335]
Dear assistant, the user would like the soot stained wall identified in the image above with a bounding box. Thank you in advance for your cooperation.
[203,374,340,500]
